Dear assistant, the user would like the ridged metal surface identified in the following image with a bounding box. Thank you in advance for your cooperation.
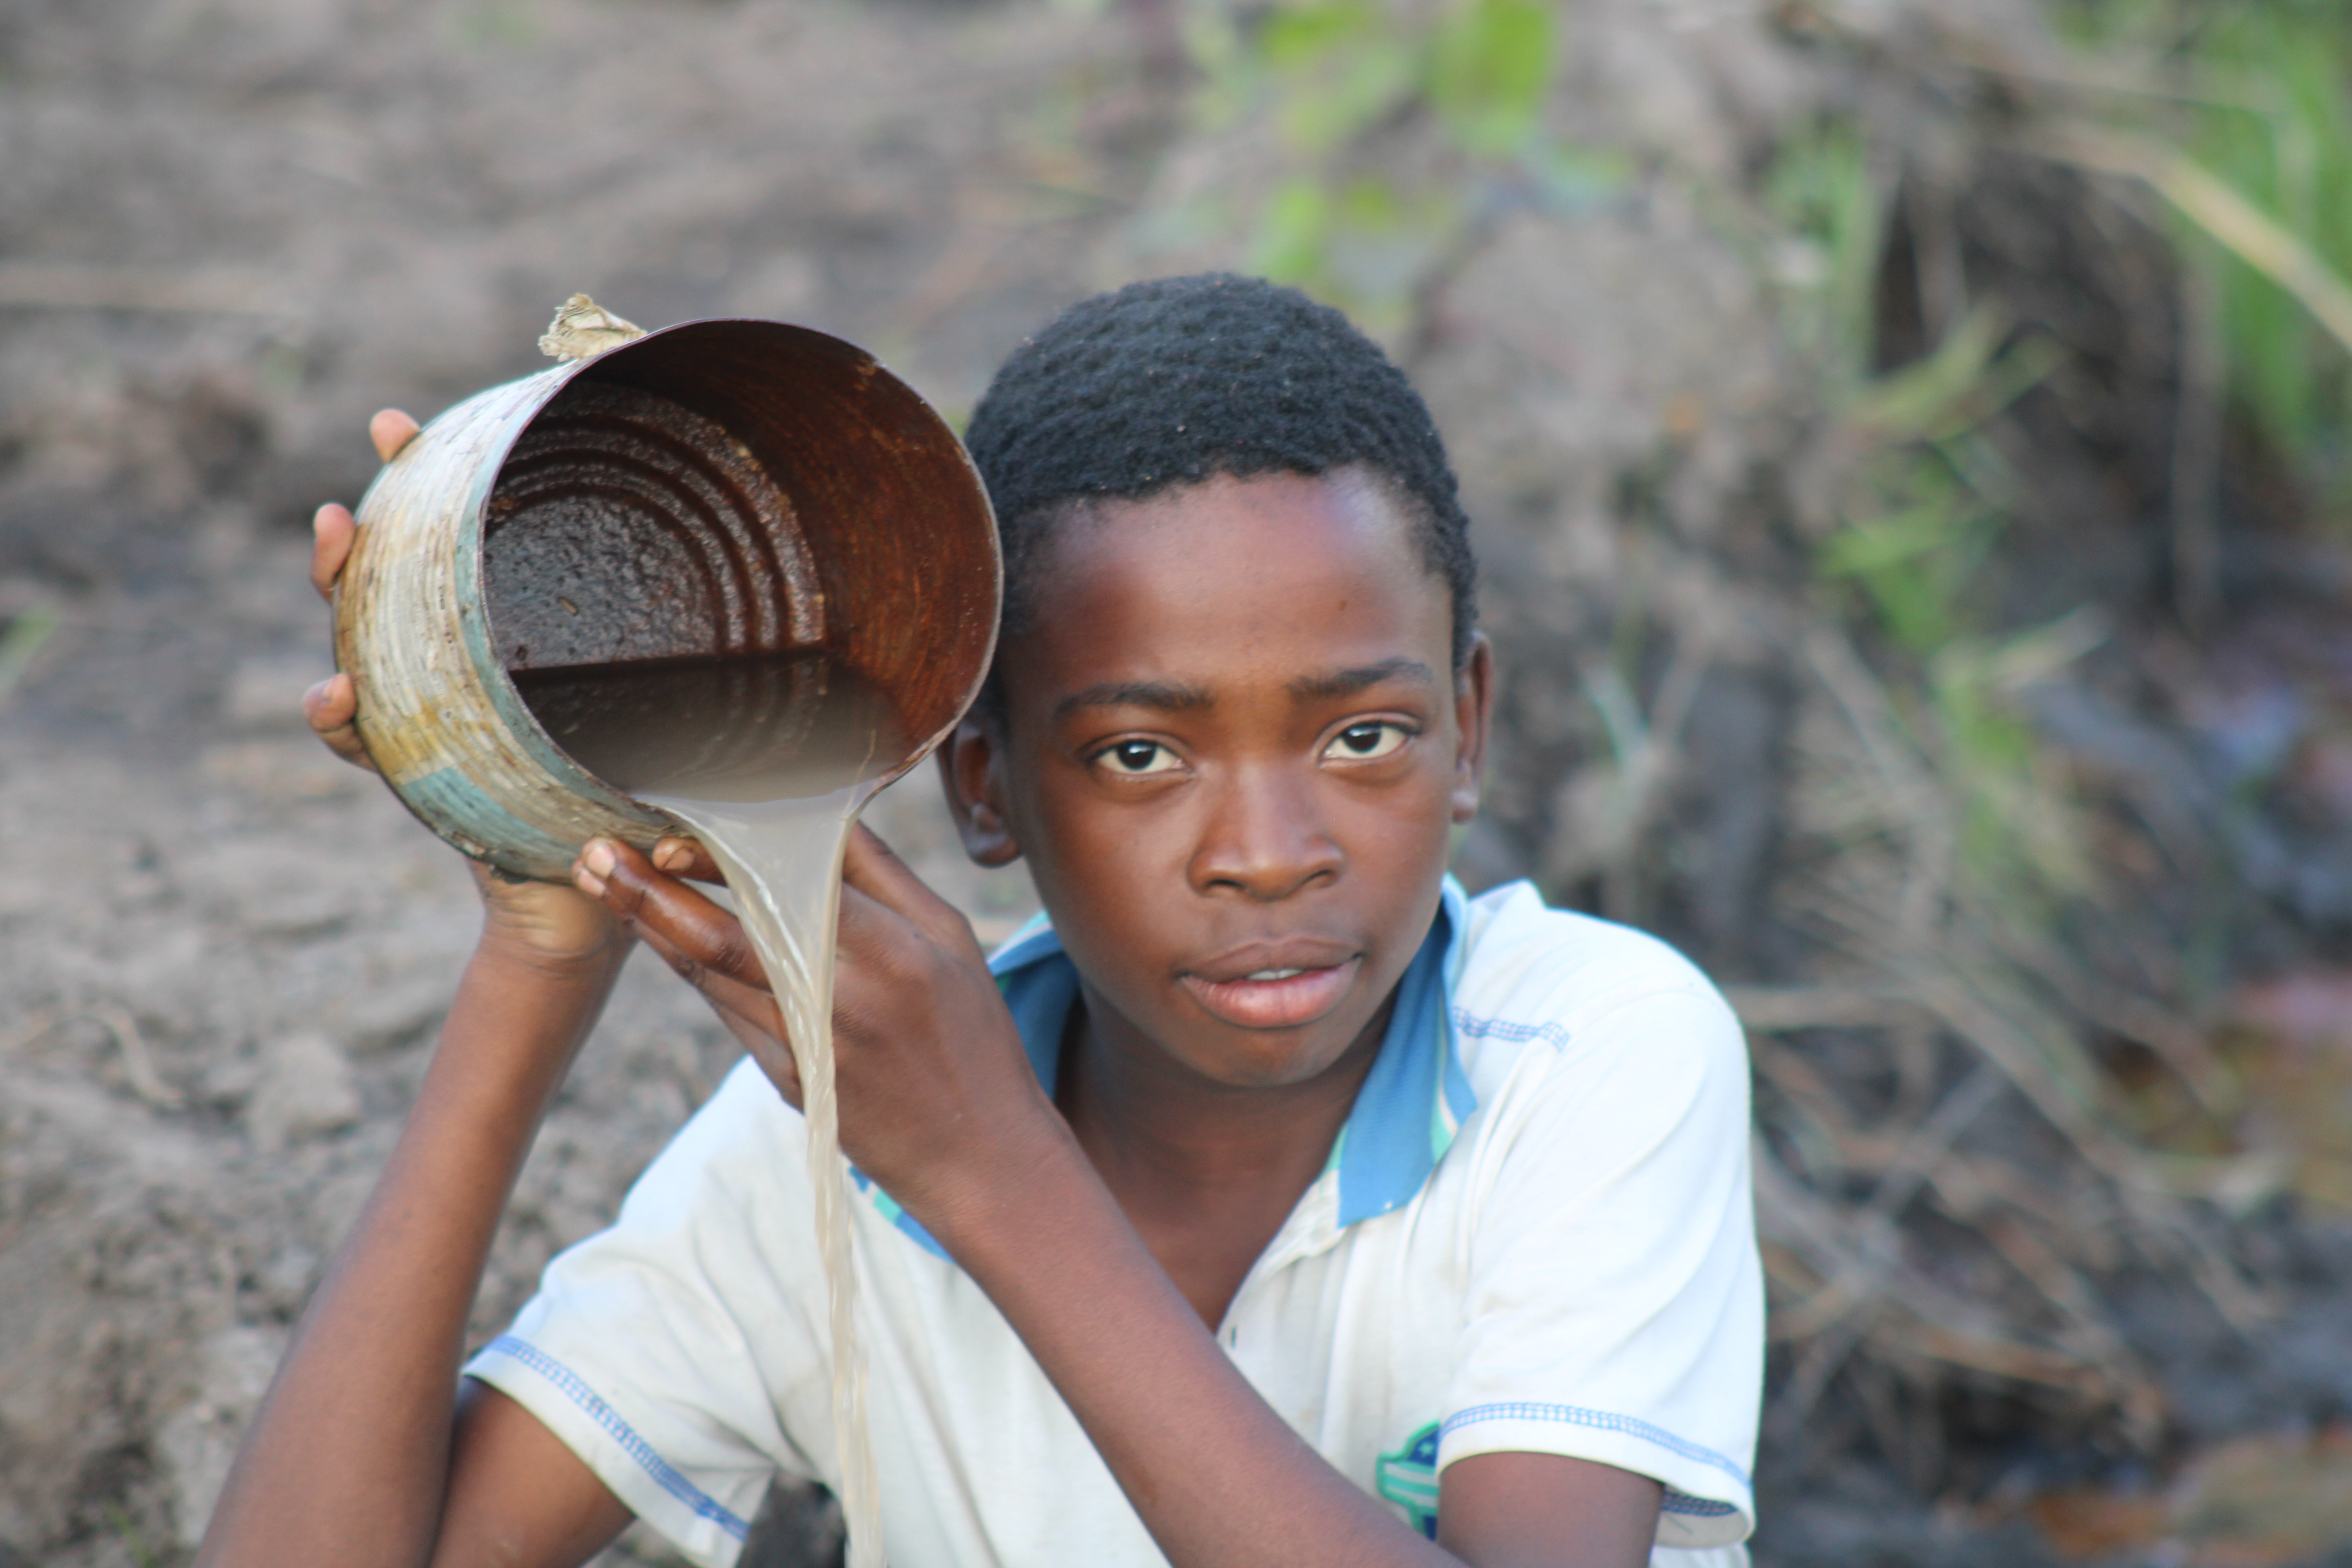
[485,381,823,671]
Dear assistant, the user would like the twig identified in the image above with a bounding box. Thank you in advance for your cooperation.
[1801,624,1954,939]
[91,1005,183,1111]
[1861,1063,2005,1226]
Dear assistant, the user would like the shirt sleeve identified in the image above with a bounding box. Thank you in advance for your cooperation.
[1440,980,1762,1549]
[465,1058,831,1568]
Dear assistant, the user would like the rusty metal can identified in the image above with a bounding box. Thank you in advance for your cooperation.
[334,319,1001,881]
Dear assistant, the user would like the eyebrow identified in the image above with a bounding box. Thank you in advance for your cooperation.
[1053,679,1214,721]
[1050,659,1436,722]
[1286,658,1436,703]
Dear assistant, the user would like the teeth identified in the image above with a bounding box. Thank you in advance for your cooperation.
[1245,968,1305,982]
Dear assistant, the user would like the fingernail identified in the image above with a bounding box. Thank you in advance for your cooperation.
[572,861,606,897]
[654,840,690,871]
[582,840,616,878]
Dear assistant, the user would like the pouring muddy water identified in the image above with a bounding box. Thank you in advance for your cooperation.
[334,298,1002,1568]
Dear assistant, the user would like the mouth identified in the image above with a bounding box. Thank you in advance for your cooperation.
[1179,950,1363,1030]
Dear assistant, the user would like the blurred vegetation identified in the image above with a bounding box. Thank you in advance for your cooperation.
[1169,0,1622,331]
[2056,0,2352,494]
[1156,0,2352,1483]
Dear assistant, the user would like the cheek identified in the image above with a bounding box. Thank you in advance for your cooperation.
[1001,761,1169,919]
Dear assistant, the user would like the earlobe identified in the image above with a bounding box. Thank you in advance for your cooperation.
[938,719,1024,867]
[1450,633,1494,825]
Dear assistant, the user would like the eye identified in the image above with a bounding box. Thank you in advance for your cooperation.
[1325,721,1409,762]
[1096,739,1181,777]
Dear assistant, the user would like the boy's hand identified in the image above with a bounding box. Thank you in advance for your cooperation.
[573,827,1049,1201]
[305,407,628,971]
[302,408,418,772]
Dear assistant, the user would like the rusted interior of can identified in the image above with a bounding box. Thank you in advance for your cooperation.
[478,319,1000,792]
[484,378,824,671]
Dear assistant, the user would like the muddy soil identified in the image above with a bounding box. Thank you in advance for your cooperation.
[0,1,1094,1560]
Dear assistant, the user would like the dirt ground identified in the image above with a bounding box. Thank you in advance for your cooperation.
[8,0,2352,1564]
[0,1,1100,1560]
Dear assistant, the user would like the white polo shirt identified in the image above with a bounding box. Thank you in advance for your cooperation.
[468,878,1763,1567]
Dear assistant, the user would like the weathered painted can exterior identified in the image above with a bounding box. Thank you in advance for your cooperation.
[334,359,662,881]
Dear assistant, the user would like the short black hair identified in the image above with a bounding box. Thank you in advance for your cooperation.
[962,273,1477,715]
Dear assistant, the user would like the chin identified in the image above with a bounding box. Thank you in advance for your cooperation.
[1196,1032,1357,1091]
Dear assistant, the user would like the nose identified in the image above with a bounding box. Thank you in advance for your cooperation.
[1188,761,1343,902]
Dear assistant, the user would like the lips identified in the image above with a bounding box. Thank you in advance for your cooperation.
[1178,941,1363,1029]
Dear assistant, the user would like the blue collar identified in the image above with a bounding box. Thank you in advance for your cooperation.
[857,879,1480,1257]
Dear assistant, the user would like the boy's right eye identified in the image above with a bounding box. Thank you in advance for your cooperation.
[1095,739,1181,777]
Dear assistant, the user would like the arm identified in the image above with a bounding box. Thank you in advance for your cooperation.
[916,1083,1663,1568]
[199,905,639,1568]
[577,833,1663,1568]
[198,414,637,1568]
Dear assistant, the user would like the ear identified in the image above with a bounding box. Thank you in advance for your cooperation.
[938,717,1023,867]
[1450,633,1494,825]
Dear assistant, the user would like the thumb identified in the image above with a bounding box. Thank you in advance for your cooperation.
[370,408,421,464]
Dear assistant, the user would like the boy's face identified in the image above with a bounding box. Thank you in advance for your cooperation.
[943,467,1491,1093]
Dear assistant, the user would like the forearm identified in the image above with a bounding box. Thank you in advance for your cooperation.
[198,938,628,1568]
[923,1125,1455,1568]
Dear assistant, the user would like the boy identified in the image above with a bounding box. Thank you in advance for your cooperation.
[205,274,1760,1567]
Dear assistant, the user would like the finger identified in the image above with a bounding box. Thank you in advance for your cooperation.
[303,673,379,772]
[651,834,725,884]
[720,1011,804,1110]
[573,838,768,990]
[593,856,800,1102]
[628,906,791,1046]
[841,823,986,963]
[615,904,802,1105]
[370,408,421,464]
[311,503,357,600]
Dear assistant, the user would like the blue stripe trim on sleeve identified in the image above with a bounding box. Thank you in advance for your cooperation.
[1661,1490,1742,1517]
[1440,1402,1751,1488]
[481,1334,752,1542]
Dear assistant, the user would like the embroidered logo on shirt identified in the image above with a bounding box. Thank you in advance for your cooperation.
[1375,1421,1441,1539]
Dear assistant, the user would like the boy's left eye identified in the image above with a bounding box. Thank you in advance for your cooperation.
[1096,739,1181,776]
[1323,722,1409,761]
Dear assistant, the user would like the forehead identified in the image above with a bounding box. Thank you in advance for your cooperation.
[1004,468,1448,702]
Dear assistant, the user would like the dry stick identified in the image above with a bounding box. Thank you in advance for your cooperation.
[1918,953,2274,1334]
[1758,1144,2101,1428]
[1761,1067,2004,1417]
[92,1004,184,1111]
[1858,1063,2006,1228]
[1774,634,2186,1416]
[1799,626,1955,941]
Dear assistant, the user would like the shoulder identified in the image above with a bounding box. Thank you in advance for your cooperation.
[1450,881,1745,1113]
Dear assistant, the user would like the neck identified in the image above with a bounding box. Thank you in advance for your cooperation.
[1056,988,1393,1284]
